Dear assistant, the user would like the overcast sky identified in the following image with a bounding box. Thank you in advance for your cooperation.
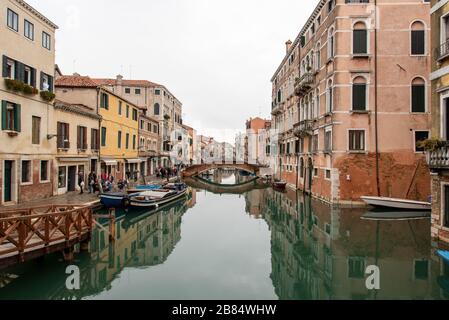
[28,0,316,142]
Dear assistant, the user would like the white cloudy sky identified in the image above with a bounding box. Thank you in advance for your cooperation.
[28,0,316,142]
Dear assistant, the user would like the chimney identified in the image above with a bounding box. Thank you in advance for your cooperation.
[285,40,292,54]
[116,74,123,85]
[73,72,80,76]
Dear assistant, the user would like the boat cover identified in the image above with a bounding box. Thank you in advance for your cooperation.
[137,190,172,199]
[437,250,449,264]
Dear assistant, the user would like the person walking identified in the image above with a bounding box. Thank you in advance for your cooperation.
[78,171,85,194]
[88,172,94,194]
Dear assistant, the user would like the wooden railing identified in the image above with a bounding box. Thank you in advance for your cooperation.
[0,205,93,260]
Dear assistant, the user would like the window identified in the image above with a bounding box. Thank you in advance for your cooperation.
[91,128,99,150]
[7,9,18,31]
[125,88,131,94]
[118,101,122,115]
[444,185,449,228]
[58,167,66,188]
[353,22,368,55]
[42,32,51,50]
[4,57,16,79]
[348,257,365,279]
[155,89,161,95]
[327,0,335,13]
[132,108,138,121]
[40,160,49,182]
[326,80,333,113]
[154,103,160,115]
[154,124,158,134]
[21,160,31,183]
[77,126,87,150]
[101,127,107,147]
[23,66,32,85]
[40,72,53,91]
[32,116,41,144]
[101,93,110,109]
[326,170,331,180]
[140,120,144,130]
[1,101,21,132]
[126,133,129,149]
[57,122,70,149]
[352,76,367,111]
[118,131,122,148]
[126,105,130,118]
[312,133,319,153]
[325,130,332,153]
[411,21,425,55]
[135,89,141,95]
[133,135,136,150]
[414,131,429,152]
[24,20,34,40]
[328,28,335,59]
[411,77,426,113]
[316,43,321,70]
[349,130,365,152]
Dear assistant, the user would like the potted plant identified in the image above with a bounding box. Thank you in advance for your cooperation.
[40,90,56,102]
[417,137,447,152]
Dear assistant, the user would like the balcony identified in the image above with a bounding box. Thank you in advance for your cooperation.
[293,120,313,137]
[428,145,449,169]
[271,103,283,116]
[437,39,449,62]
[294,73,314,97]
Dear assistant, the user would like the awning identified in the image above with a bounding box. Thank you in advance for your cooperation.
[125,159,143,164]
[57,157,89,163]
[101,159,118,166]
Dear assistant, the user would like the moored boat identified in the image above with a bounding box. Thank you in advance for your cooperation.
[100,193,131,208]
[361,210,431,221]
[273,181,287,191]
[126,184,163,194]
[360,196,431,211]
[129,184,188,209]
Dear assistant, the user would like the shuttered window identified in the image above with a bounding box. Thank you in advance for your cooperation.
[126,133,130,149]
[1,101,21,132]
[349,130,365,151]
[91,129,99,150]
[133,135,136,150]
[100,93,109,109]
[118,131,122,149]
[352,84,367,111]
[411,30,425,55]
[57,122,70,149]
[77,126,87,150]
[353,30,367,54]
[32,116,40,144]
[101,127,107,147]
[412,84,425,113]
[40,72,53,92]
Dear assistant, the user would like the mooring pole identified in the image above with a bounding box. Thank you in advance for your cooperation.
[108,208,116,242]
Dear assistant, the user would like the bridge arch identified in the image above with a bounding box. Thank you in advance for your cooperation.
[182,163,262,178]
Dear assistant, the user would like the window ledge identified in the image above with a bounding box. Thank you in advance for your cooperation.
[350,110,370,114]
[58,148,69,152]
[351,53,371,59]
[348,151,367,154]
[4,130,19,137]
[39,180,51,184]
[20,182,33,187]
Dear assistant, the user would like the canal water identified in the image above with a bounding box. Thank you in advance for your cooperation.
[0,171,448,300]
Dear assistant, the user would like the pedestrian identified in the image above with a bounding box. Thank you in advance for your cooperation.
[88,172,94,194]
[78,171,85,194]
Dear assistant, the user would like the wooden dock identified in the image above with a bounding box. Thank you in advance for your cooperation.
[0,205,93,270]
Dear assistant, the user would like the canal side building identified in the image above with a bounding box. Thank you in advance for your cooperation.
[138,112,160,177]
[53,100,101,195]
[55,75,141,182]
[428,0,449,245]
[271,0,431,205]
[0,0,58,205]
[93,75,183,169]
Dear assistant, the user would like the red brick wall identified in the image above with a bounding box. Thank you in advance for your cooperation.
[18,159,54,203]
[431,173,449,244]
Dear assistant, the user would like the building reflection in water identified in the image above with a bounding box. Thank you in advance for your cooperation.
[245,187,449,300]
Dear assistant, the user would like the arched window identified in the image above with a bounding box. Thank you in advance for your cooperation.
[316,43,321,70]
[304,96,309,120]
[277,89,282,103]
[411,21,425,55]
[315,89,320,118]
[326,79,333,113]
[154,103,160,115]
[309,93,314,120]
[353,21,368,55]
[328,27,335,59]
[352,76,368,111]
[411,77,426,113]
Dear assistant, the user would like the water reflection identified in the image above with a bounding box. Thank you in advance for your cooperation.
[0,172,448,300]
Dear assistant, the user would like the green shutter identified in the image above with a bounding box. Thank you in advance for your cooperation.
[1,101,7,130]
[2,56,9,78]
[14,104,21,132]
[412,85,425,113]
[353,30,367,54]
[352,84,366,111]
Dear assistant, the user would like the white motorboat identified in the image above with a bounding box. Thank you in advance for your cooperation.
[360,196,431,211]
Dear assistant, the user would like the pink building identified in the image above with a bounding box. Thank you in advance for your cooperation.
[271,0,431,205]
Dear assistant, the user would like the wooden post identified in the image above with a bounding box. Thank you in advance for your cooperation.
[108,208,116,242]
[63,246,75,262]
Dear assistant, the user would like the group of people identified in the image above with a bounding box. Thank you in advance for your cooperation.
[77,171,129,194]
[155,166,179,180]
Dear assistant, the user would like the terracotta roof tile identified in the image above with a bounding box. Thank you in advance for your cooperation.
[55,75,99,88]
[92,78,161,88]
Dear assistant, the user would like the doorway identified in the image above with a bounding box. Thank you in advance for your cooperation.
[67,166,77,192]
[3,160,14,203]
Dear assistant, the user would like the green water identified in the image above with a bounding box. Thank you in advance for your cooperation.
[0,173,448,300]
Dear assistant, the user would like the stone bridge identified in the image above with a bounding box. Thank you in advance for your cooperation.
[181,163,263,178]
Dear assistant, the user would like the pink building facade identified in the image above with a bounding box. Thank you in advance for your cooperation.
[271,0,431,205]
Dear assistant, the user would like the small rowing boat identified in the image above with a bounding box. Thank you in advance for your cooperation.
[129,184,188,209]
[360,196,431,211]
[361,210,430,221]
[100,193,131,208]
[126,184,162,194]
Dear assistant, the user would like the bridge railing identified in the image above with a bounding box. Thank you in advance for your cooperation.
[0,205,93,258]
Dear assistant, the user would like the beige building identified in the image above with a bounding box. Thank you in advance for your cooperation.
[138,113,160,177]
[93,75,183,168]
[53,100,100,195]
[0,0,57,205]
[272,0,431,205]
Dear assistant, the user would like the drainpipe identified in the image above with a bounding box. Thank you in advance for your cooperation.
[374,0,381,197]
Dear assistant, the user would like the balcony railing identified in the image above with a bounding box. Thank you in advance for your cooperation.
[295,73,314,97]
[293,120,314,137]
[428,146,449,168]
[437,39,449,61]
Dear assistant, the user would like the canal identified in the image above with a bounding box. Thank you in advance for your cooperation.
[0,171,448,300]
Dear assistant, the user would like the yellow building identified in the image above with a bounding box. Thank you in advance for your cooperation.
[55,74,141,181]
[428,0,449,245]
